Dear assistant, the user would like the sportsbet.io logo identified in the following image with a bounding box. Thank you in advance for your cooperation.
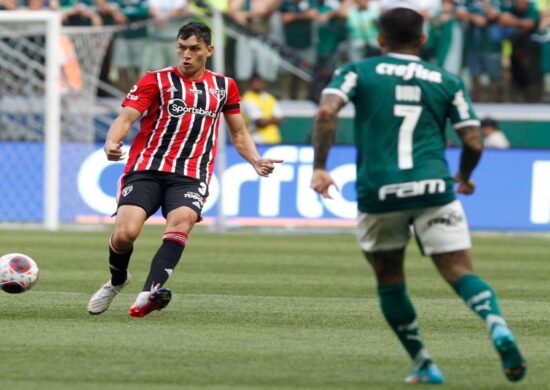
[168,99,217,118]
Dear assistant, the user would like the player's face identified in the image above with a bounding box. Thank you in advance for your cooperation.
[176,35,213,79]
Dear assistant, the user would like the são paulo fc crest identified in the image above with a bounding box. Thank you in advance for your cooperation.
[122,185,133,197]
[198,182,207,196]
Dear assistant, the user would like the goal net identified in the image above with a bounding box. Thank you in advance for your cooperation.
[0,11,115,229]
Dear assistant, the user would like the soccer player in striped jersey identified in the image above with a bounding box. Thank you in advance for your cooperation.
[310,7,526,384]
[88,22,282,318]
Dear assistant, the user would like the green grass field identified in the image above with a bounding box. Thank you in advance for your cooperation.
[0,227,548,389]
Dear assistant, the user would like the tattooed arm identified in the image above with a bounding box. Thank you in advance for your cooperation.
[454,125,483,195]
[310,93,346,198]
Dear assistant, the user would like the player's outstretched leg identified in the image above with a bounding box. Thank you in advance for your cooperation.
[453,274,527,382]
[378,283,445,385]
[88,272,132,315]
[128,287,172,318]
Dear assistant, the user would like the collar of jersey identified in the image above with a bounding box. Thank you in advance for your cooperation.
[387,53,421,61]
[173,66,208,83]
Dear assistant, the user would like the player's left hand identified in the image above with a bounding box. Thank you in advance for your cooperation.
[453,173,476,195]
[311,168,339,199]
[254,158,283,177]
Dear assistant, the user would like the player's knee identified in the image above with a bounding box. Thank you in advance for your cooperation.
[166,219,194,235]
[433,250,473,284]
[112,225,140,249]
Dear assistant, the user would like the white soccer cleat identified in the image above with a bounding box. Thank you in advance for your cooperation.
[87,273,131,315]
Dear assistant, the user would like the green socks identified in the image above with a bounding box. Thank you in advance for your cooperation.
[378,283,432,370]
[453,273,507,331]
[377,275,507,370]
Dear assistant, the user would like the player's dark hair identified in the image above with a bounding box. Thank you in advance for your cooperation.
[379,8,423,49]
[177,22,212,45]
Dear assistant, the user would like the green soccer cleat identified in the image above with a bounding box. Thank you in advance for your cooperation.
[492,325,527,382]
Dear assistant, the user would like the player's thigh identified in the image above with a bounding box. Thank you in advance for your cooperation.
[357,210,412,253]
[413,200,471,256]
[162,176,208,224]
[118,172,163,218]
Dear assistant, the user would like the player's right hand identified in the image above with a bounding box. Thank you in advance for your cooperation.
[104,141,125,161]
[453,173,476,195]
[311,168,339,199]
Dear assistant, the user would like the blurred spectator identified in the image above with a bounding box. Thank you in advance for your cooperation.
[379,0,440,20]
[456,0,502,102]
[346,0,381,62]
[426,0,463,74]
[95,0,127,95]
[538,0,550,95]
[480,117,510,148]
[279,0,319,100]
[0,0,18,10]
[58,0,103,26]
[110,0,150,92]
[241,74,284,144]
[227,0,281,87]
[148,0,190,70]
[500,0,542,102]
[190,0,228,13]
[309,0,349,102]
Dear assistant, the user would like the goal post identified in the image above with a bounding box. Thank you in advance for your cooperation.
[0,11,61,230]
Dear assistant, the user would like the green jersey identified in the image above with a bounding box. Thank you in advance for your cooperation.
[324,53,479,213]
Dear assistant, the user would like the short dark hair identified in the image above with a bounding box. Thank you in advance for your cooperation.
[177,22,212,45]
[480,118,498,128]
[379,8,424,49]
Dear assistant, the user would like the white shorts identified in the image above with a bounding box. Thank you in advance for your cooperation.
[356,200,471,255]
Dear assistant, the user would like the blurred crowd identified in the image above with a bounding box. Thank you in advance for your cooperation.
[2,0,550,104]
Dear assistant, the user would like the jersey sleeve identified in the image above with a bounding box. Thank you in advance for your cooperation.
[121,72,159,113]
[223,77,241,114]
[321,62,358,103]
[448,79,480,129]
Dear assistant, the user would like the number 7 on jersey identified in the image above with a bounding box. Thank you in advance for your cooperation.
[394,104,422,170]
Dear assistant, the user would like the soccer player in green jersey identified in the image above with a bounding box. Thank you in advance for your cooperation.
[310,7,526,385]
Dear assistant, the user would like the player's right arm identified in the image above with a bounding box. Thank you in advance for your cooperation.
[311,63,356,198]
[105,72,158,161]
[310,93,346,199]
[104,106,142,161]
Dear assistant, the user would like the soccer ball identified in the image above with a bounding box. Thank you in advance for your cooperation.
[0,253,39,294]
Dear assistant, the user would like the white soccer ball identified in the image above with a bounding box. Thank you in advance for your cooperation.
[0,253,39,294]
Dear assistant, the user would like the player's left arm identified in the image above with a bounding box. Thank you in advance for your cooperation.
[224,113,283,177]
[310,93,346,198]
[454,125,483,195]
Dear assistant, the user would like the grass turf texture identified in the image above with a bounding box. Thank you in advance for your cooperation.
[0,227,548,389]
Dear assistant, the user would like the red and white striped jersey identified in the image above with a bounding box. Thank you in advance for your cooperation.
[121,67,241,184]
